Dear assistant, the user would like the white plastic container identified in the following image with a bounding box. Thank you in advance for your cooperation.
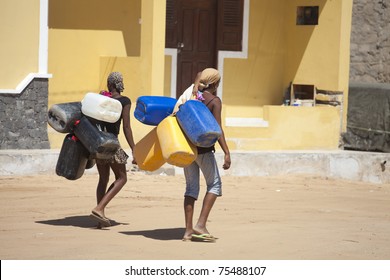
[81,92,122,123]
[293,99,302,106]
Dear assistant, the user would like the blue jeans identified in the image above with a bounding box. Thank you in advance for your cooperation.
[184,152,222,200]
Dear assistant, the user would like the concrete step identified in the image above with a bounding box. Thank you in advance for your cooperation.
[1,149,389,184]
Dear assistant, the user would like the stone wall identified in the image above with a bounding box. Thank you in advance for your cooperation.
[0,78,50,149]
[349,0,390,83]
[346,1,390,152]
[342,83,390,152]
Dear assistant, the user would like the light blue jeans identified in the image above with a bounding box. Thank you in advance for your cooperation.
[184,152,222,200]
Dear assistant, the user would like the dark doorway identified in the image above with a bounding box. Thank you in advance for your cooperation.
[166,0,244,98]
[166,0,218,97]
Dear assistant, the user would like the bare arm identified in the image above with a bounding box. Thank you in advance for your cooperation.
[121,103,136,164]
[192,71,202,95]
[172,71,203,114]
[211,98,231,170]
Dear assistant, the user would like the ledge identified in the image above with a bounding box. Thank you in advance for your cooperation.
[1,149,389,184]
[0,73,52,95]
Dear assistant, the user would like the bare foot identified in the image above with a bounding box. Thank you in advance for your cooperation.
[90,208,111,227]
[92,208,106,219]
[182,229,195,241]
[194,225,218,239]
[193,225,209,235]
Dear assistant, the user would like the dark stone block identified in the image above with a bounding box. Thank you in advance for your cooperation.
[0,78,50,149]
[341,82,390,152]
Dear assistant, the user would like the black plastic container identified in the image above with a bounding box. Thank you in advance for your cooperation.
[56,134,89,180]
[86,158,96,169]
[48,102,82,133]
[73,116,120,159]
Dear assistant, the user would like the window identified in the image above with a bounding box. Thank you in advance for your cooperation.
[296,6,319,25]
[165,0,244,51]
[217,0,244,51]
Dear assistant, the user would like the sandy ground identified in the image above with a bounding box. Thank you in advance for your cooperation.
[0,171,390,260]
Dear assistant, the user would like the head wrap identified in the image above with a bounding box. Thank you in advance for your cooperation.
[107,72,125,92]
[198,68,221,90]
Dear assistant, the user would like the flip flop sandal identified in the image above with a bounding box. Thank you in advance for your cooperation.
[191,234,216,242]
[90,211,111,227]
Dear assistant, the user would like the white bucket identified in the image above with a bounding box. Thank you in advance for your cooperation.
[81,92,122,123]
[301,100,314,107]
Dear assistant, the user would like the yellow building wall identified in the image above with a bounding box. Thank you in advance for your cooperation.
[222,0,352,109]
[48,0,166,149]
[223,0,286,109]
[164,55,172,97]
[48,29,128,104]
[224,106,341,151]
[338,0,353,131]
[0,0,40,88]
[220,0,352,150]
[285,0,346,90]
[267,106,341,149]
[48,0,141,106]
[46,0,352,151]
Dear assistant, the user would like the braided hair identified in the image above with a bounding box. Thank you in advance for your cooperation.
[107,72,125,93]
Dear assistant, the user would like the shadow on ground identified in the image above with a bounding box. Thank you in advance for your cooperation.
[36,215,127,229]
[120,227,184,241]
